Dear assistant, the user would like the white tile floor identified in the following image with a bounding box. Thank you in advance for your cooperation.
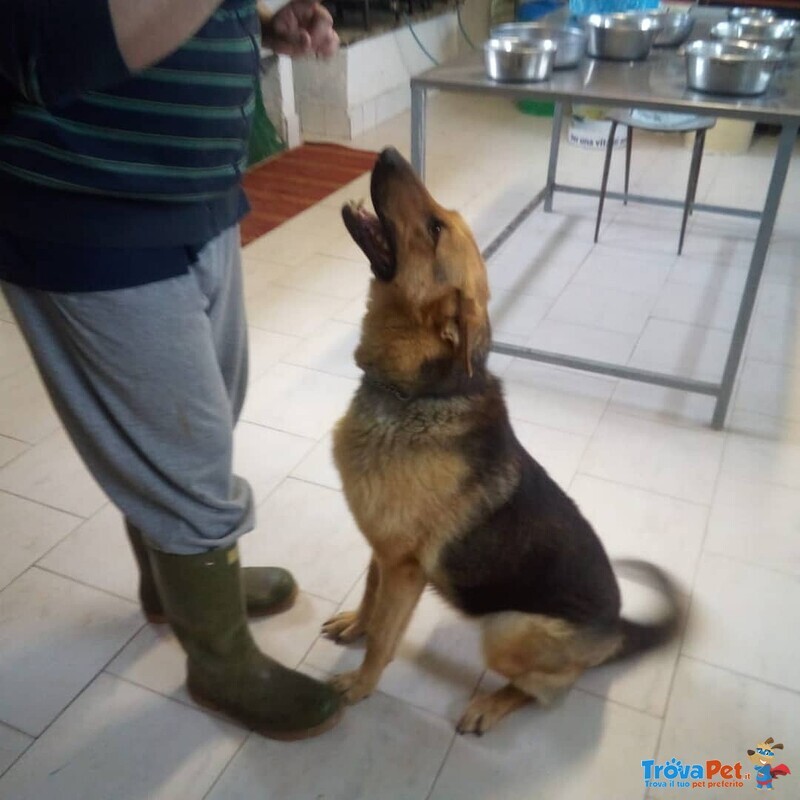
[1,94,799,799]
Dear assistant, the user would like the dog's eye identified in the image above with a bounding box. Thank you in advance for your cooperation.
[428,218,444,243]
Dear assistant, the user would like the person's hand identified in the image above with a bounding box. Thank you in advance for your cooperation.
[261,0,340,58]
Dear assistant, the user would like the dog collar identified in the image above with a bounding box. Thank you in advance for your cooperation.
[363,375,412,402]
[362,372,490,403]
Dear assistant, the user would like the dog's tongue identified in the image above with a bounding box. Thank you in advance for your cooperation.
[341,202,395,281]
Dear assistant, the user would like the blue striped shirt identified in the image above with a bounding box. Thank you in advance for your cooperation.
[0,0,260,290]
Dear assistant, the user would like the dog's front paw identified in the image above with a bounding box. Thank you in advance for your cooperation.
[321,610,366,644]
[329,670,375,704]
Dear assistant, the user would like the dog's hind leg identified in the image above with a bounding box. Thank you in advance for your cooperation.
[456,666,584,736]
[457,612,618,735]
[330,558,426,704]
[322,557,380,644]
[456,684,531,736]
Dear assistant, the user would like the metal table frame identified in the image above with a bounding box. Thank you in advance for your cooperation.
[409,30,800,429]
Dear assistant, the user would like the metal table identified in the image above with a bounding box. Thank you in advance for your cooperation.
[409,22,800,429]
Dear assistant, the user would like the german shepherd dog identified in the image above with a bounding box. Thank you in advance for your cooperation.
[324,147,680,735]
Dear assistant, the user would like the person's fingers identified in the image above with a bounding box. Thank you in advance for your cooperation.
[287,29,313,55]
[286,0,322,25]
[294,1,335,33]
[268,28,312,55]
[297,29,314,53]
[272,10,304,44]
[307,15,331,45]
[305,6,337,50]
[267,1,336,57]
[311,3,335,26]
[316,29,340,57]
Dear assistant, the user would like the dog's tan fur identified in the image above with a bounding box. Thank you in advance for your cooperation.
[325,149,676,734]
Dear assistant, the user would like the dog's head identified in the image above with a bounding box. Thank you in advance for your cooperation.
[748,738,784,766]
[342,147,490,394]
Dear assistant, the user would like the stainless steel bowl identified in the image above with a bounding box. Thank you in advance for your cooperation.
[484,37,558,82]
[653,11,695,47]
[489,23,587,68]
[683,39,786,95]
[711,19,796,51]
[728,6,776,21]
[584,13,662,61]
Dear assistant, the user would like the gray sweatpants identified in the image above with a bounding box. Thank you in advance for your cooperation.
[1,226,255,555]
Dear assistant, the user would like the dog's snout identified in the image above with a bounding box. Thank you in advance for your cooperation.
[377,147,406,170]
[371,147,419,217]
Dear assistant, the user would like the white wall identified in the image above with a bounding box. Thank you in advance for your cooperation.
[293,11,461,139]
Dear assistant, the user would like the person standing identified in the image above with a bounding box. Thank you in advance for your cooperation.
[0,0,342,739]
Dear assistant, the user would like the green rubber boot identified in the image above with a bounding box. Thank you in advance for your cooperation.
[126,522,297,623]
[146,543,343,740]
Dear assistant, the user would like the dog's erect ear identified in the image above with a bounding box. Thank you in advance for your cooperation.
[435,290,486,378]
[765,738,775,745]
[773,743,784,750]
[457,293,484,378]
[436,290,461,352]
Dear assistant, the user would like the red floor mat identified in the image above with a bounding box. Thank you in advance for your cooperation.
[240,142,378,246]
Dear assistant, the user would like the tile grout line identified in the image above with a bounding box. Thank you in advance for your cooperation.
[29,497,104,544]
[691,546,800,584]
[0,735,36,782]
[235,415,329,444]
[279,357,361,383]
[570,684,667,723]
[256,473,338,507]
[0,718,34,740]
[570,435,723,509]
[0,431,31,446]
[568,471,713,510]
[0,504,85,594]
[295,585,345,606]
[570,349,728,766]
[200,734,251,800]
[284,474,342,495]
[680,653,800,698]
[423,728,459,800]
[589,398,729,435]
[0,710,38,782]
[724,465,800,493]
[649,419,727,764]
[32,563,142,610]
[0,626,148,772]
[0,485,98,520]
[299,564,370,676]
[0,560,147,750]
[104,671,199,714]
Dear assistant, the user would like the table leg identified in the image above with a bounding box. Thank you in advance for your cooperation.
[711,122,798,430]
[411,84,427,181]
[544,101,565,212]
[595,120,618,244]
[624,127,632,206]
[678,128,705,256]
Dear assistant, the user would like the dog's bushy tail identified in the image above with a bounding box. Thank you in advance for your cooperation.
[608,559,682,662]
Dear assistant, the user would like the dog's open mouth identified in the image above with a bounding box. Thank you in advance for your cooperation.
[342,201,396,282]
